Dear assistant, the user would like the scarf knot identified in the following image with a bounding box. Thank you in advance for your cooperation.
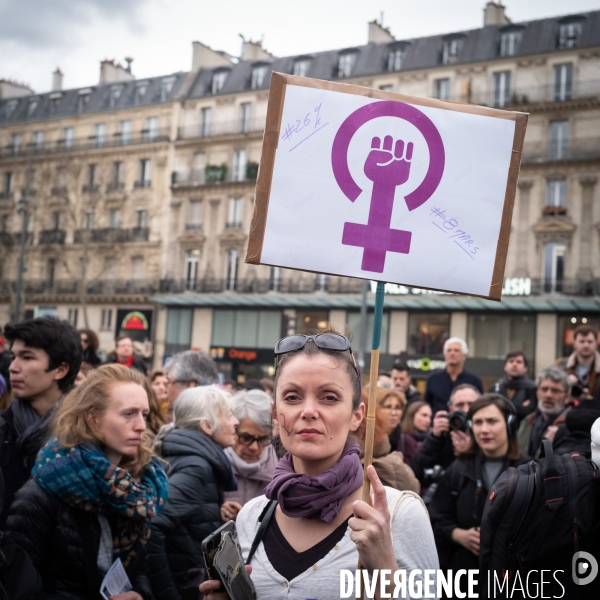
[264,441,363,523]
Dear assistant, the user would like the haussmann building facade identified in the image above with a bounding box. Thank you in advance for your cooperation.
[1,2,599,387]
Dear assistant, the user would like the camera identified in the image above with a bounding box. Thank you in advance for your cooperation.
[445,410,468,433]
[422,465,446,505]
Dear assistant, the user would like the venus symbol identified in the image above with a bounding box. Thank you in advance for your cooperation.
[331,101,445,273]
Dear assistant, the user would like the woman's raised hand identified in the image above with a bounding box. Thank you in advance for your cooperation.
[349,465,398,573]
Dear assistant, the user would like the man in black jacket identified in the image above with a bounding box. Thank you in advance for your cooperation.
[412,383,480,483]
[0,317,81,527]
[424,337,483,416]
[489,350,536,421]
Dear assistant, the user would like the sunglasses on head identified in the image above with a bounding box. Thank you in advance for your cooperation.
[274,333,361,386]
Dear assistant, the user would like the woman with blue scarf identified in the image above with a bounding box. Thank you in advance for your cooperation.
[5,364,168,600]
[148,385,239,600]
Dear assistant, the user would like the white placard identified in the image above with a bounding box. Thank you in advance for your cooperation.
[248,75,527,300]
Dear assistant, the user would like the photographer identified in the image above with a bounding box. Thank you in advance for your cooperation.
[563,325,600,400]
[411,384,480,484]
[489,351,536,421]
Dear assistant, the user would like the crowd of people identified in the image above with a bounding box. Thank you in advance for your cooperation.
[0,316,599,599]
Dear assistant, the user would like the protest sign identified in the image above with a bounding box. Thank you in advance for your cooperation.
[246,73,528,301]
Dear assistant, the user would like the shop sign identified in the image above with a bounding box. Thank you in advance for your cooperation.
[406,357,447,372]
[211,347,261,362]
[373,277,531,297]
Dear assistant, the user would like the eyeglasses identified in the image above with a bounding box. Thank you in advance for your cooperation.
[273,333,361,385]
[236,430,272,447]
[381,404,403,413]
[81,338,89,344]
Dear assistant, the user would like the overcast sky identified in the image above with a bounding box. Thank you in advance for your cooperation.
[2,0,599,94]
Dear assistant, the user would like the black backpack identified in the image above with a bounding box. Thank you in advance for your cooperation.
[480,440,600,600]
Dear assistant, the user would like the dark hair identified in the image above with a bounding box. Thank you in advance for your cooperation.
[115,335,132,345]
[505,350,528,368]
[378,370,391,378]
[4,317,82,392]
[391,361,409,374]
[150,369,165,383]
[273,328,361,410]
[401,400,430,435]
[573,325,597,340]
[448,383,481,407]
[243,379,265,391]
[459,393,521,460]
[79,328,99,352]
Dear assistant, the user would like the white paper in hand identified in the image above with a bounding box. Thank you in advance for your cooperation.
[100,558,133,600]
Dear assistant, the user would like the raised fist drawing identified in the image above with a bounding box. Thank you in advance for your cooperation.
[364,135,414,187]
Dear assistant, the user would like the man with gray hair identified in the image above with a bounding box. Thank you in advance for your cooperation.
[517,365,571,458]
[164,350,219,418]
[424,337,483,416]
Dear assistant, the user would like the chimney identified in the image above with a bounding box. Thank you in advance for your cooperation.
[368,19,395,43]
[191,41,233,71]
[0,79,33,99]
[240,37,275,62]
[99,59,135,84]
[125,57,133,73]
[52,68,63,92]
[483,1,510,26]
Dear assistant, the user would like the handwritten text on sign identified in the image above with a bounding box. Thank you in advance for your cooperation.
[280,103,329,152]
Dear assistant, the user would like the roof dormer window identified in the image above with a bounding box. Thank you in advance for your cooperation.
[337,50,357,78]
[109,85,123,108]
[293,58,312,77]
[77,89,92,113]
[251,64,269,90]
[499,27,524,57]
[211,69,229,95]
[135,81,149,104]
[28,98,39,116]
[558,18,584,49]
[4,99,18,119]
[160,76,176,101]
[387,43,408,72]
[442,35,464,65]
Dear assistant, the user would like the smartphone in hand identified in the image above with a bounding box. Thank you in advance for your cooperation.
[202,521,257,600]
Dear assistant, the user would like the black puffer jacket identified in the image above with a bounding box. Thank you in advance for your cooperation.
[5,479,153,600]
[428,453,529,572]
[148,429,234,600]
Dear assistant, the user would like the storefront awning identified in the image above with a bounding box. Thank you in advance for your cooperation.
[149,293,600,313]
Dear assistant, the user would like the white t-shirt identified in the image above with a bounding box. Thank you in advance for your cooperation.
[237,486,440,600]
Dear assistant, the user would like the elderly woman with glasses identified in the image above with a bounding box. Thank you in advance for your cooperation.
[201,330,438,600]
[219,390,278,523]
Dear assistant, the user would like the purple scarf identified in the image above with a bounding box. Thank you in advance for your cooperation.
[264,442,363,523]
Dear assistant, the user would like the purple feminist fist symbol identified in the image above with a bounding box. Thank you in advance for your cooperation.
[332,101,445,273]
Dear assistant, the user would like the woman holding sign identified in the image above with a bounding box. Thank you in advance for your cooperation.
[5,364,168,600]
[201,331,438,600]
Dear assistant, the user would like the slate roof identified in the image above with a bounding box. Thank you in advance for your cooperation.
[1,9,599,124]
[0,72,187,125]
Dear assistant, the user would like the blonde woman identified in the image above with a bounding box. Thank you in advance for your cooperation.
[5,364,168,600]
[356,388,420,493]
[148,386,239,600]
